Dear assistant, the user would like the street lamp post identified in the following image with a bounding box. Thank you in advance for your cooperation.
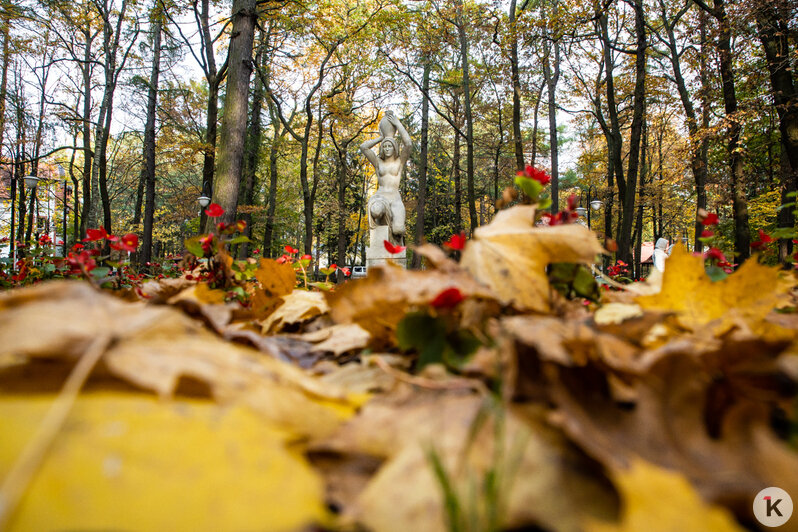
[57,165,68,253]
[22,176,39,254]
[578,185,603,230]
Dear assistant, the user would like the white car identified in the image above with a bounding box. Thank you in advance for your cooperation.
[350,265,367,279]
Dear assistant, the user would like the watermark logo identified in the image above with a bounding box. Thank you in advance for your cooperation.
[754,487,793,527]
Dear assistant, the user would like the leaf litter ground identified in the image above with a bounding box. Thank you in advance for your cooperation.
[1,205,797,532]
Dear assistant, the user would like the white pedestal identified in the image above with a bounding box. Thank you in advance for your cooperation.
[366,225,407,269]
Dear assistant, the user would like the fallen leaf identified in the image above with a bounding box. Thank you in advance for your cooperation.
[300,323,371,356]
[254,258,296,298]
[461,205,605,312]
[546,349,798,523]
[585,459,744,532]
[326,264,495,347]
[260,290,329,334]
[636,244,792,335]
[0,393,328,531]
[315,390,617,532]
[594,303,644,325]
[137,276,195,303]
[0,281,359,440]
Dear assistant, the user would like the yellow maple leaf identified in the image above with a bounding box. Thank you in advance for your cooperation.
[460,205,605,312]
[0,395,329,531]
[254,258,296,298]
[636,244,792,333]
[585,459,744,532]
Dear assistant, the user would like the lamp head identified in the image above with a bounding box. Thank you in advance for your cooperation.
[198,195,211,208]
[24,175,39,189]
[590,199,603,211]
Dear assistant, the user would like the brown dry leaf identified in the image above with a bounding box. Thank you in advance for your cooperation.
[501,315,640,371]
[412,243,461,272]
[167,283,238,332]
[260,290,329,334]
[585,459,744,532]
[460,205,605,312]
[300,323,371,356]
[326,263,495,347]
[313,354,405,394]
[254,258,296,297]
[546,348,798,524]
[636,244,793,334]
[314,390,617,532]
[592,303,671,348]
[0,281,359,440]
[137,276,195,303]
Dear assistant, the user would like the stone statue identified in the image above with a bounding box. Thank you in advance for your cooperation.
[360,110,411,247]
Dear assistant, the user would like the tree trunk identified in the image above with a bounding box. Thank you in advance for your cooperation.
[530,80,544,167]
[453,120,462,232]
[80,24,92,237]
[542,36,560,213]
[89,0,137,236]
[599,11,626,249]
[263,121,281,258]
[140,7,162,264]
[754,0,798,262]
[617,0,647,265]
[455,0,477,235]
[714,0,750,262]
[211,0,257,226]
[238,29,267,258]
[659,0,708,252]
[0,15,9,152]
[412,55,431,269]
[509,0,524,172]
[197,0,224,233]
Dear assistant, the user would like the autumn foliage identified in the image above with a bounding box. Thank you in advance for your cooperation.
[0,181,796,531]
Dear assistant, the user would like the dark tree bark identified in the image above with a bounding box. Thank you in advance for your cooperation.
[454,0,477,234]
[617,0,647,264]
[237,29,269,259]
[542,35,560,213]
[411,55,431,269]
[80,21,93,237]
[656,0,709,252]
[88,0,138,234]
[453,100,462,233]
[211,0,257,226]
[694,0,751,261]
[140,4,163,264]
[509,0,525,172]
[165,0,230,233]
[530,80,544,167]
[754,0,798,262]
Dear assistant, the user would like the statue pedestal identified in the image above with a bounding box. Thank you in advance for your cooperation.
[366,225,407,269]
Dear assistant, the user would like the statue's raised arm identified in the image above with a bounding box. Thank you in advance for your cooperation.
[386,112,412,164]
[360,135,383,170]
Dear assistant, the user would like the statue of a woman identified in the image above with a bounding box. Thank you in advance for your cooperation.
[360,111,412,247]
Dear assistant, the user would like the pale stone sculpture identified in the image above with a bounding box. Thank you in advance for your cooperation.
[361,111,411,268]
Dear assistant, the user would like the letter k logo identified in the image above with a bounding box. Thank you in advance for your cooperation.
[765,496,783,517]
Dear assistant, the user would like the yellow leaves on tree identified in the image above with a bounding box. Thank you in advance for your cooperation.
[460,205,605,312]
